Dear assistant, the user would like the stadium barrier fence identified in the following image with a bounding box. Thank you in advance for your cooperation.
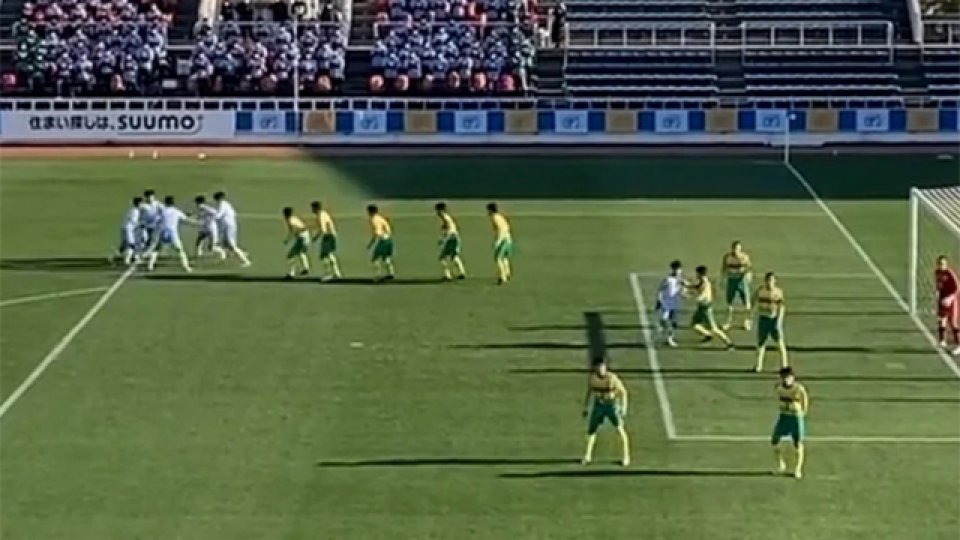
[0,102,957,144]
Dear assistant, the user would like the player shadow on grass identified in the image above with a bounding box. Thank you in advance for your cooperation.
[317,458,575,467]
[509,368,959,383]
[455,341,933,355]
[452,342,641,351]
[142,274,445,285]
[510,323,644,331]
[500,469,773,479]
[0,256,117,272]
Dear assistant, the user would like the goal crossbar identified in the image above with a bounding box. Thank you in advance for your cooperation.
[909,186,960,315]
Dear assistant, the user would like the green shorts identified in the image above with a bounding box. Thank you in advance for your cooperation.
[725,276,750,305]
[757,315,783,346]
[587,398,622,435]
[371,237,394,261]
[319,233,337,259]
[439,234,461,259]
[771,413,806,445]
[691,303,717,329]
[493,238,513,260]
[287,234,309,259]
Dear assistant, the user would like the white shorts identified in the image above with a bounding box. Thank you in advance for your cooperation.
[120,226,137,249]
[220,222,238,249]
[159,229,183,251]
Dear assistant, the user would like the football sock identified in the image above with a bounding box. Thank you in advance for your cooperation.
[234,248,251,265]
[453,256,466,277]
[756,345,767,370]
[298,254,310,273]
[147,251,159,270]
[794,444,805,474]
[441,260,452,279]
[953,328,960,344]
[618,428,631,463]
[177,251,192,272]
[693,324,712,338]
[329,256,342,277]
[715,329,733,345]
[773,447,786,471]
[939,325,946,342]
[583,434,597,462]
[778,341,789,367]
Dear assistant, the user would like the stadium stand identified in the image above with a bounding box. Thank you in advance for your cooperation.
[920,19,960,94]
[5,0,173,95]
[366,0,539,94]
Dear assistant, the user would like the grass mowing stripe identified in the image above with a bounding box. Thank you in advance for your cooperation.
[241,211,826,221]
[0,266,134,420]
[675,434,960,444]
[0,286,109,308]
[629,272,678,440]
[785,161,960,380]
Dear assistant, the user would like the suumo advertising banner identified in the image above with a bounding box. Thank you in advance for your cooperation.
[0,111,235,141]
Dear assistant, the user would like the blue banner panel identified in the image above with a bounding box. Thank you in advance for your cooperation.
[437,111,455,133]
[488,111,505,133]
[838,110,857,132]
[235,111,252,132]
[537,110,555,131]
[335,111,353,134]
[939,109,959,131]
[587,111,605,133]
[688,110,705,132]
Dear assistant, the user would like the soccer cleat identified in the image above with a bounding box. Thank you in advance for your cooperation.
[700,336,713,344]
[497,278,505,285]
[321,275,336,283]
[775,461,787,475]
[744,319,752,331]
[621,456,631,467]
[793,469,803,480]
[725,343,736,351]
[666,336,678,348]
[580,456,592,466]
[457,274,466,281]
[722,323,732,331]
[753,365,763,373]
[952,346,960,357]
[940,340,948,348]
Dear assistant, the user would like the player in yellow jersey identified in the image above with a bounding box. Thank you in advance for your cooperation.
[753,271,788,372]
[310,201,342,282]
[435,202,467,281]
[366,204,395,282]
[721,241,753,331]
[771,366,809,479]
[282,206,311,279]
[688,265,735,350]
[486,202,513,284]
[581,357,630,466]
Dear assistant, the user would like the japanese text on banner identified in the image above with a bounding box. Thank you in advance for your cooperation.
[0,111,235,141]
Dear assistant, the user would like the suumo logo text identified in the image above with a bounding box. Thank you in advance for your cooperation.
[26,114,205,134]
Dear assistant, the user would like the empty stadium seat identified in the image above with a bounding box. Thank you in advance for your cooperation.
[565,48,716,97]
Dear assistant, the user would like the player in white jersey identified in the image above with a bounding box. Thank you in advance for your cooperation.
[212,191,252,267]
[655,260,686,347]
[145,196,197,272]
[139,189,163,252]
[113,196,143,266]
[194,195,227,259]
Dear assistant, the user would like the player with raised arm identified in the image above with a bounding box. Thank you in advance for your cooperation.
[771,366,809,479]
[310,201,342,282]
[435,202,467,281]
[655,260,685,347]
[113,196,142,266]
[194,195,226,260]
[146,196,196,272]
[689,265,735,350]
[581,357,631,467]
[282,207,311,279]
[212,191,252,268]
[486,202,513,285]
[753,272,788,372]
[721,241,753,331]
[367,204,395,282]
[935,255,960,356]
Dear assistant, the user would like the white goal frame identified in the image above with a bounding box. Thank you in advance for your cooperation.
[908,186,960,315]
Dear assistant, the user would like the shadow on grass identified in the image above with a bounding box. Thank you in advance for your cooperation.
[0,257,116,272]
[511,323,645,331]
[510,367,959,383]
[457,341,932,355]
[143,274,445,285]
[452,342,641,351]
[318,458,575,467]
[500,469,773,479]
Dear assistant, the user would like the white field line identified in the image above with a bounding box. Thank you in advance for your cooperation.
[629,272,678,440]
[630,271,873,280]
[241,210,825,221]
[675,434,960,444]
[0,266,135,420]
[0,286,109,308]
[785,161,960,380]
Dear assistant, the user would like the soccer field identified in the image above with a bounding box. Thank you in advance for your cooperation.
[1,152,958,540]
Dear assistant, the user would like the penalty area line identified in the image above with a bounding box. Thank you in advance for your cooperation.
[629,272,678,440]
[0,286,109,308]
[0,266,135,420]
[675,434,960,444]
[784,161,960,380]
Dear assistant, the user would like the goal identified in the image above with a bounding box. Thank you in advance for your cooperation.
[909,186,960,320]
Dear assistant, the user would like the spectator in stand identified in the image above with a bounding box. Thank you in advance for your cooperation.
[550,1,565,48]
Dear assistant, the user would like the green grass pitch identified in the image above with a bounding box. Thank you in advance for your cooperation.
[1,152,958,540]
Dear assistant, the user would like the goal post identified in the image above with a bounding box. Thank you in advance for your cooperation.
[909,186,960,318]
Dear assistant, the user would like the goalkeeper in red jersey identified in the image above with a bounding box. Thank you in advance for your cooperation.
[935,256,960,356]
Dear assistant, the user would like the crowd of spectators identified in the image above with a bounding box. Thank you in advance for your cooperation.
[368,0,539,94]
[7,0,172,96]
[187,2,347,95]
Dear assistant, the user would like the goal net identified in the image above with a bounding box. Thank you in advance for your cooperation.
[909,186,960,321]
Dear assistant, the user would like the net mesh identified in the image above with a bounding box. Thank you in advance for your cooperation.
[915,186,960,322]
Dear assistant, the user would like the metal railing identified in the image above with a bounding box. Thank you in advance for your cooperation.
[739,20,895,49]
[1,95,956,111]
[921,19,960,47]
[372,20,524,39]
[565,21,716,48]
